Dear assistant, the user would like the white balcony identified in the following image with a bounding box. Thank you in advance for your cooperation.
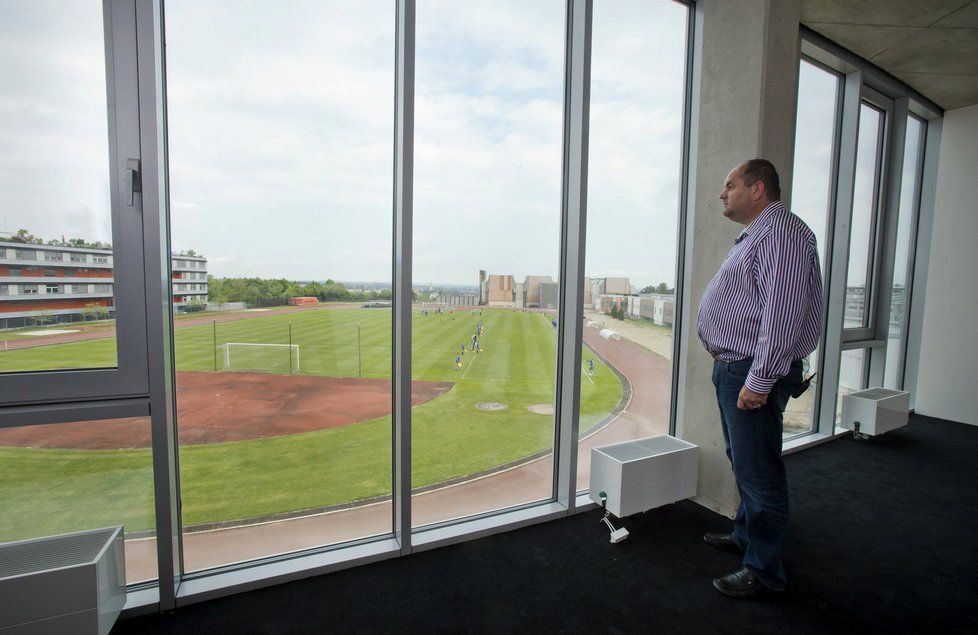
[0,255,115,269]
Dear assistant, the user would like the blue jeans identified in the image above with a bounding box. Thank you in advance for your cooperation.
[712,357,803,590]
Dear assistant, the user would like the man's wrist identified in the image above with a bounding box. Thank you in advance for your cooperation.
[744,373,774,394]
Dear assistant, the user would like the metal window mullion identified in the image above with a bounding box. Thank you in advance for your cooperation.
[554,0,591,511]
[818,70,861,434]
[92,0,148,396]
[669,2,698,437]
[392,0,415,553]
[868,97,908,388]
[134,0,182,609]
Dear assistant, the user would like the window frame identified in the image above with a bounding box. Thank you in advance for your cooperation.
[842,89,893,343]
[886,113,927,390]
[797,28,942,444]
[0,0,150,410]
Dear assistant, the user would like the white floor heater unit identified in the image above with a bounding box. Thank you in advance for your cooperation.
[0,526,126,635]
[840,388,910,437]
[589,435,699,542]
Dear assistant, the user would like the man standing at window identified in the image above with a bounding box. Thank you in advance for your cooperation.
[697,159,822,598]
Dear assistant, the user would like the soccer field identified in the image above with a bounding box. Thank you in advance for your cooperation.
[0,307,623,539]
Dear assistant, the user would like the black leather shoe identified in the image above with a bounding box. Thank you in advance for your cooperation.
[703,532,744,554]
[712,566,783,598]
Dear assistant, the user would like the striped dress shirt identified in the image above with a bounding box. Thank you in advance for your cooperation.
[697,200,822,394]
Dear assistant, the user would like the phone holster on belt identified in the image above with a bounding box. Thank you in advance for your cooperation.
[790,372,817,399]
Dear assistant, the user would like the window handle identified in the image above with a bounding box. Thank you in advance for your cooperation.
[126,158,142,206]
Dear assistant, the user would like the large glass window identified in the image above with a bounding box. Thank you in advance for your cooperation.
[0,1,118,369]
[2,1,947,603]
[785,59,841,437]
[884,116,925,389]
[412,0,565,526]
[166,0,395,572]
[575,0,688,490]
[845,103,885,330]
[0,417,157,584]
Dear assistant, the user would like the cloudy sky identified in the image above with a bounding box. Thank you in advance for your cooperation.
[0,1,112,246]
[2,1,694,287]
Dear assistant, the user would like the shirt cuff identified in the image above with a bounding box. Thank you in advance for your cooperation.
[745,372,775,394]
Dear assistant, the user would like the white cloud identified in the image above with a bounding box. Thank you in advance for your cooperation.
[2,0,691,288]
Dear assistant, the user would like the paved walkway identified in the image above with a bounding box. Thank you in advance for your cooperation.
[583,311,673,361]
[124,325,673,580]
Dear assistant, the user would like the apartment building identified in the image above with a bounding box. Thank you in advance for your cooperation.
[0,240,207,329]
[171,253,209,310]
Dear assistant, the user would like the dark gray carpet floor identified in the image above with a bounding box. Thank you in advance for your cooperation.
[115,413,978,634]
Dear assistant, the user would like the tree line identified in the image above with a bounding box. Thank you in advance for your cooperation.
[207,276,405,306]
[4,229,110,250]
[639,282,674,295]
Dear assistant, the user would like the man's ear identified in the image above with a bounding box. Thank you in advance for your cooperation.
[751,181,764,201]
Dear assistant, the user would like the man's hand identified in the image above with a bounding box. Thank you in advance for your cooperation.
[737,386,768,411]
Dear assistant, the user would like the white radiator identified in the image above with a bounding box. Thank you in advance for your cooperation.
[841,387,910,436]
[589,435,698,518]
[0,526,126,635]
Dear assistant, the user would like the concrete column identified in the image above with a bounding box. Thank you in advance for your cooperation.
[675,0,800,517]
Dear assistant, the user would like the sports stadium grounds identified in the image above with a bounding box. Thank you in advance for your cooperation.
[0,307,624,544]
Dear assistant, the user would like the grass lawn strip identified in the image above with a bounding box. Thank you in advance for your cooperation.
[0,308,622,539]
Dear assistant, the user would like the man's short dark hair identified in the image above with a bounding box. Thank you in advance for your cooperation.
[741,159,781,200]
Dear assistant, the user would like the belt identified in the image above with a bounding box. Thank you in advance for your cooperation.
[710,352,749,363]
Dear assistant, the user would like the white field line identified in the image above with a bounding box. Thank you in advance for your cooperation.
[581,367,594,384]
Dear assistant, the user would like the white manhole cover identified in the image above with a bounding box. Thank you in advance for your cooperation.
[527,404,554,415]
[476,402,508,411]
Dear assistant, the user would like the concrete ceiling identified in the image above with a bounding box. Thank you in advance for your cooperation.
[802,0,978,111]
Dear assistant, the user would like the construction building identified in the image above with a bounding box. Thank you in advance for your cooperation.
[486,274,515,307]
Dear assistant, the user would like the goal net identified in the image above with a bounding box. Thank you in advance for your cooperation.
[216,343,300,373]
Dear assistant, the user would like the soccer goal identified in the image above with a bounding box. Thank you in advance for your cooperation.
[216,343,300,373]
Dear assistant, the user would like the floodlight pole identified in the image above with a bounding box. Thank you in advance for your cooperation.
[357,322,362,378]
[212,319,217,371]
[289,321,293,375]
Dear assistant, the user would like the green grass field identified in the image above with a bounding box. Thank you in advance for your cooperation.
[0,307,623,541]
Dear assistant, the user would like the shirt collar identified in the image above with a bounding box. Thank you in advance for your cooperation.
[737,200,785,242]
